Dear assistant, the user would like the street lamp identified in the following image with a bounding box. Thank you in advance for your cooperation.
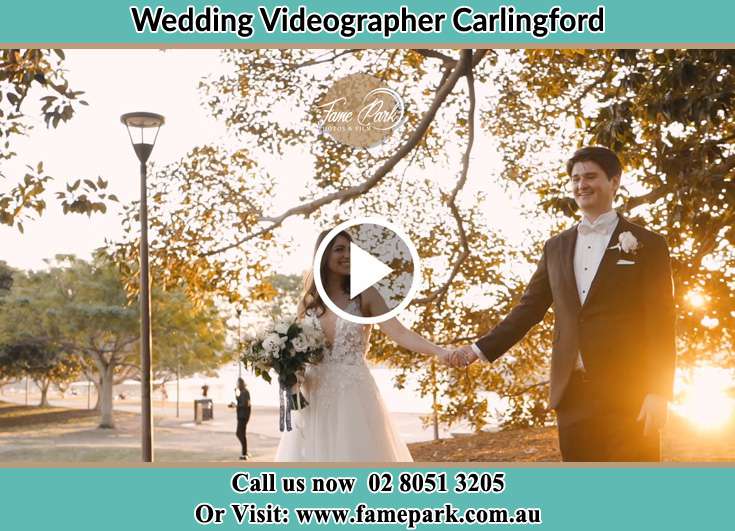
[237,307,243,379]
[120,111,165,463]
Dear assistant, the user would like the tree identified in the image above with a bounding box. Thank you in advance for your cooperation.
[0,340,82,406]
[1,49,115,231]
[0,261,16,391]
[0,261,13,294]
[487,49,735,372]
[1,255,137,425]
[151,289,228,390]
[0,255,229,427]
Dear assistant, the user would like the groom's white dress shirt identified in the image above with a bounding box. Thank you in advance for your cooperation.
[472,209,619,371]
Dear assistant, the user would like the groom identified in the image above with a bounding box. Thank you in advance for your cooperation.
[452,146,676,461]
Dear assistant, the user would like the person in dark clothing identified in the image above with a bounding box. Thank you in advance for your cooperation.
[229,378,251,460]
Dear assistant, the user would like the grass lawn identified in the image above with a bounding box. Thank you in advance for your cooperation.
[2,401,734,463]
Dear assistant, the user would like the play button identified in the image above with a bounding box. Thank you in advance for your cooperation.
[349,242,393,299]
[313,216,420,325]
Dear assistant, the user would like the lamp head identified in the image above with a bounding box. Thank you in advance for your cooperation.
[121,111,165,164]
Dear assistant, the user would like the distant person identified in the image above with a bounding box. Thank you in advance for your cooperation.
[201,384,209,398]
[229,378,251,460]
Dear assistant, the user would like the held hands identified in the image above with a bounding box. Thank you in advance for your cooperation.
[451,344,479,367]
[637,393,668,437]
[435,344,479,368]
[435,348,454,365]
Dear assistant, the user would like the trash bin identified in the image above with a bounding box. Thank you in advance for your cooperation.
[194,399,214,423]
[194,400,203,424]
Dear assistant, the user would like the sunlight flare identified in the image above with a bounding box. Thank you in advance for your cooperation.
[685,290,707,309]
[674,366,735,430]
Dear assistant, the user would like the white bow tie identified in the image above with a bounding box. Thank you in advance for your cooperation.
[578,222,610,236]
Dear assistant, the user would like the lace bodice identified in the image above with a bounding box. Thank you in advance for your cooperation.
[313,300,372,366]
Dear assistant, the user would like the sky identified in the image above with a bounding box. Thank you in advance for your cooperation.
[0,49,542,278]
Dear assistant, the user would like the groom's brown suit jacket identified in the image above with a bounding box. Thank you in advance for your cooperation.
[476,213,676,412]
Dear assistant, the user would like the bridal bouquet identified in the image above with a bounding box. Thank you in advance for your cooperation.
[242,313,325,431]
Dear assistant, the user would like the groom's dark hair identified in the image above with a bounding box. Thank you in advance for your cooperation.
[566,146,622,180]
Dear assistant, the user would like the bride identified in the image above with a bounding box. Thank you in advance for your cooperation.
[275,229,450,462]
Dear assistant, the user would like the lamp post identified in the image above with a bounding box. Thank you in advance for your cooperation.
[237,307,243,379]
[176,353,180,418]
[120,111,165,463]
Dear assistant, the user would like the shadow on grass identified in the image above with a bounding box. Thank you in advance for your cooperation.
[0,401,98,431]
[0,446,237,462]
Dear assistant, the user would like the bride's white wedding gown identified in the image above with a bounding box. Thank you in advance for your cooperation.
[275,300,413,462]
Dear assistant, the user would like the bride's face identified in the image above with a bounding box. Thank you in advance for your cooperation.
[326,235,351,278]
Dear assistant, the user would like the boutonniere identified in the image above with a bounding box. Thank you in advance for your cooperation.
[608,231,641,254]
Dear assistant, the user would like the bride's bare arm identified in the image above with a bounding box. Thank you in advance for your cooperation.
[362,288,447,358]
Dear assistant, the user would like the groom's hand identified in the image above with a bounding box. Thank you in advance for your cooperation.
[636,393,668,437]
[449,345,478,368]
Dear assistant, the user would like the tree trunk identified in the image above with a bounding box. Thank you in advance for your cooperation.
[39,382,50,407]
[93,380,102,411]
[98,366,116,429]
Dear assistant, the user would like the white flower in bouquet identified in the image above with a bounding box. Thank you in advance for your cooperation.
[292,334,309,353]
[262,333,285,358]
[274,317,292,335]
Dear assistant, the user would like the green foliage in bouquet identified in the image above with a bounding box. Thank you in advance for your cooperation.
[242,314,325,389]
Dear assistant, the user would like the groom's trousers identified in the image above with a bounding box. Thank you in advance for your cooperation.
[555,371,660,462]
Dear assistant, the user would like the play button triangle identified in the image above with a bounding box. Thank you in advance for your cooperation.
[350,241,393,299]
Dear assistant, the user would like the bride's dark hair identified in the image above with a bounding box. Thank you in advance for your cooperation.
[299,229,353,318]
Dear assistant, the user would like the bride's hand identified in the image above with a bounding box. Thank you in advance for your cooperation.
[435,348,453,365]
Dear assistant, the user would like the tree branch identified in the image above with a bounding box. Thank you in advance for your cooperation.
[471,49,491,68]
[413,50,475,305]
[413,49,456,66]
[622,183,674,211]
[292,49,362,69]
[624,154,735,212]
[560,54,616,117]
[507,379,550,397]
[201,50,474,258]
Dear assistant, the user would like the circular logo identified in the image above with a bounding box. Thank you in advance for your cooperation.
[313,216,420,325]
[315,74,405,148]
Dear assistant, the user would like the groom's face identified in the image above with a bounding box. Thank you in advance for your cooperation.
[570,160,619,215]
